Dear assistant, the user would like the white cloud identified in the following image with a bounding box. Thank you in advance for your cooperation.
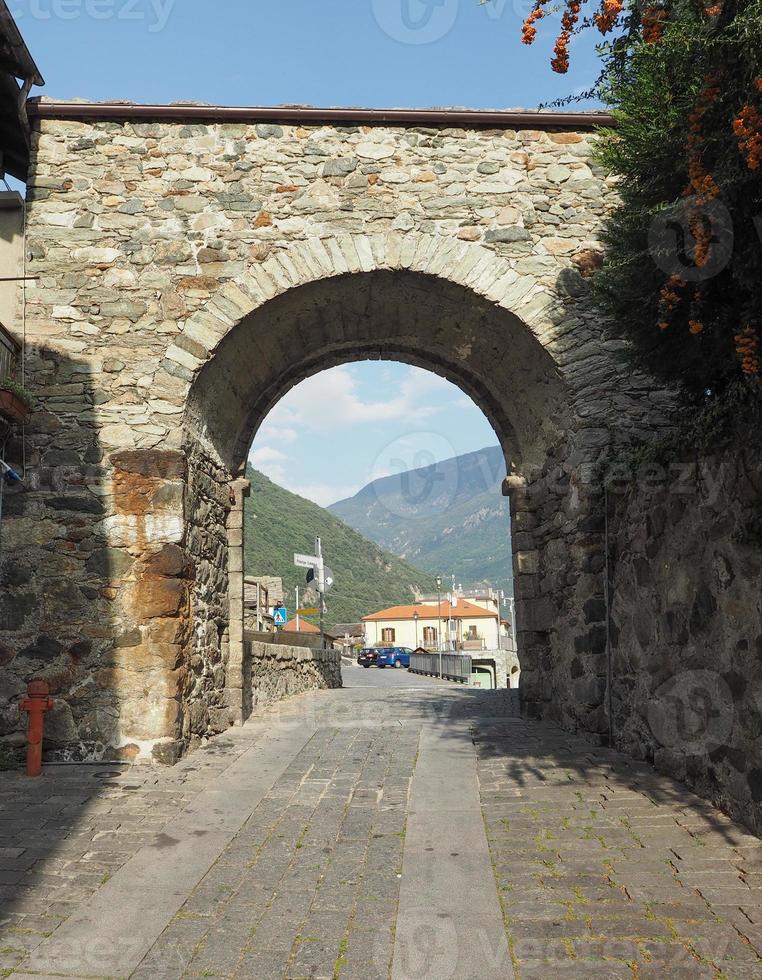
[260,365,448,433]
[265,426,299,444]
[249,446,290,487]
[286,481,362,508]
[249,443,360,506]
[250,446,289,466]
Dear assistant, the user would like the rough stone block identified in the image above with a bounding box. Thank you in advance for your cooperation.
[110,450,187,481]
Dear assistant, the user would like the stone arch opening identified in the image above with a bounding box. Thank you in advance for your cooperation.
[246,357,515,654]
[186,270,568,476]
[180,264,597,747]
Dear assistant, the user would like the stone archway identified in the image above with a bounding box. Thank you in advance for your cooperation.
[173,231,639,757]
[5,223,657,764]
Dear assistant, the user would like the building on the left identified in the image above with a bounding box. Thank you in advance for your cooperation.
[0,2,43,756]
[0,1,44,446]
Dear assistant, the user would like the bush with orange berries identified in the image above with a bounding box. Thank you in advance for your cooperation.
[521,0,762,399]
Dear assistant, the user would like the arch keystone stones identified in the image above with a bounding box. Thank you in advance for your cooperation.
[179,232,562,389]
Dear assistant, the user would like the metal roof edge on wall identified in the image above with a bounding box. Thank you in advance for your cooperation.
[0,1,44,86]
[27,101,615,130]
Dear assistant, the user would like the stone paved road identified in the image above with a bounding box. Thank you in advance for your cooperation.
[1,673,761,979]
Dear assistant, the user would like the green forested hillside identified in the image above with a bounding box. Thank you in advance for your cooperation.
[329,446,513,594]
[244,468,436,628]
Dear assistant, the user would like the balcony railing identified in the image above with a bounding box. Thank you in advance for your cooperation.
[461,638,487,651]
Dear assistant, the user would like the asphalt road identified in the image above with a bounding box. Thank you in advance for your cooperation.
[341,659,450,689]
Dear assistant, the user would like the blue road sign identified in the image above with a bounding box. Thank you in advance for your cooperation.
[273,607,288,627]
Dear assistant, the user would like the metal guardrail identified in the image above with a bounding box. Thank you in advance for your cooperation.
[409,652,471,683]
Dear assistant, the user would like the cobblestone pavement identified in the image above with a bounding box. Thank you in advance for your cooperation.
[477,719,762,979]
[1,675,760,979]
[0,731,258,976]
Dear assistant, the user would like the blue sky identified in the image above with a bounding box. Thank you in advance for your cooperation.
[250,363,500,506]
[15,1,605,506]
[14,1,604,109]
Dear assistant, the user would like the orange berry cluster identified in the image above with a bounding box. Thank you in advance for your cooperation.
[551,0,582,74]
[686,160,721,202]
[733,103,762,171]
[686,75,722,190]
[594,0,624,34]
[682,75,722,272]
[688,319,705,334]
[642,6,667,43]
[521,1,549,46]
[657,275,686,330]
[735,326,760,375]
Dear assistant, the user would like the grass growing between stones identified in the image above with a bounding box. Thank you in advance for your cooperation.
[481,802,521,976]
[333,934,349,979]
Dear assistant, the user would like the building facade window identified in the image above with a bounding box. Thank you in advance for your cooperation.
[466,625,478,640]
[423,626,437,645]
[381,628,396,643]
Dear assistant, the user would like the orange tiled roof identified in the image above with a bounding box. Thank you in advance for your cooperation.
[362,599,496,622]
[282,618,320,633]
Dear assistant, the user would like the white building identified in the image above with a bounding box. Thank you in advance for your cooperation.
[412,587,515,650]
[362,597,501,652]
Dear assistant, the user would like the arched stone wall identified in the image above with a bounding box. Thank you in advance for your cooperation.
[175,232,645,753]
[1,110,669,762]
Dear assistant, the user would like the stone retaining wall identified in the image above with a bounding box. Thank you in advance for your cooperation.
[608,431,762,834]
[245,630,325,651]
[247,640,342,712]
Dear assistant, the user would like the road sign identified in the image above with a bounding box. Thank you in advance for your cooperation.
[273,607,288,626]
[306,565,334,592]
[297,607,319,616]
[294,553,320,569]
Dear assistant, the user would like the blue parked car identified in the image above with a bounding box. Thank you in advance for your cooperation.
[376,647,413,669]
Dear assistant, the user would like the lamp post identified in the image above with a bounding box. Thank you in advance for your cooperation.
[435,575,443,679]
[497,589,504,650]
[413,610,419,650]
[509,595,517,653]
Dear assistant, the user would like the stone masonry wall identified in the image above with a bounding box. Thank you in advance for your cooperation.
[608,432,762,834]
[247,640,342,713]
[0,105,666,763]
[183,441,236,752]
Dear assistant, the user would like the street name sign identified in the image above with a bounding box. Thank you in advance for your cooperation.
[294,553,320,569]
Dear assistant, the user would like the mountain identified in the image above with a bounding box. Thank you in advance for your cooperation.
[328,446,513,593]
[244,467,436,629]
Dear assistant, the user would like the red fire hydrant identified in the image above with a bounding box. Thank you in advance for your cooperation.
[21,681,55,777]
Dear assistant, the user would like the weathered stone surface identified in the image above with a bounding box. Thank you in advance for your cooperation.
[609,433,762,835]
[145,543,189,578]
[1,110,682,782]
[247,640,341,711]
[134,575,186,619]
[110,449,186,480]
[485,226,531,243]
